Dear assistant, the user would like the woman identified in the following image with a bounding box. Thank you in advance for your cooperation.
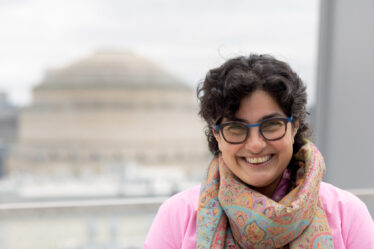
[144,54,374,248]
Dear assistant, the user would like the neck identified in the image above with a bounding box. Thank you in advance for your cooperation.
[251,174,283,198]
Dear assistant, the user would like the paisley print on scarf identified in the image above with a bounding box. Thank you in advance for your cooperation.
[197,141,334,249]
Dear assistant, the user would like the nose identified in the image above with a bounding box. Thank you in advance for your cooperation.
[243,128,267,154]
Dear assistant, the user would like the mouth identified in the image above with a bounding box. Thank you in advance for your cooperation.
[243,154,273,166]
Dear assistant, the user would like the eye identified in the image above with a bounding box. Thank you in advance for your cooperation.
[261,119,284,132]
[224,123,247,135]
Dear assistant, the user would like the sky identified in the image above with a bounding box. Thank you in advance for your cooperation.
[0,0,320,106]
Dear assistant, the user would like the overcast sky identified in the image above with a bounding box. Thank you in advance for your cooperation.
[0,0,320,106]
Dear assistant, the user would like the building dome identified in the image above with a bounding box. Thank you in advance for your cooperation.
[36,50,190,90]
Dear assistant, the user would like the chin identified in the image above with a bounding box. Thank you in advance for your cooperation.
[246,180,271,188]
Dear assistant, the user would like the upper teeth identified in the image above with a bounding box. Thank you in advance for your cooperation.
[246,155,271,164]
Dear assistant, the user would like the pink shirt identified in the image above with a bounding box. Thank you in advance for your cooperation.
[144,182,374,249]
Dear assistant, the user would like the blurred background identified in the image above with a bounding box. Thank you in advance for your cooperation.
[0,0,373,248]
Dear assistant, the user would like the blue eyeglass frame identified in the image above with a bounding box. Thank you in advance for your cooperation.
[215,115,293,143]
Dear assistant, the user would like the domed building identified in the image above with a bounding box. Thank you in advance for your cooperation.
[6,51,209,179]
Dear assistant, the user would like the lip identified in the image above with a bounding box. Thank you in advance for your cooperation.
[241,154,274,167]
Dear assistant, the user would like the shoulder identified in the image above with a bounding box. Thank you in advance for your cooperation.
[319,182,374,248]
[320,182,365,208]
[319,182,372,217]
[144,185,200,249]
[160,184,200,212]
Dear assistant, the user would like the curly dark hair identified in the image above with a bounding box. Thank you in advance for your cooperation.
[197,54,311,156]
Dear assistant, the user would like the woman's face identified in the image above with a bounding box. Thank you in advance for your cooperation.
[214,90,298,197]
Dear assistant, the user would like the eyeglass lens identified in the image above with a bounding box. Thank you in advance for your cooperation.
[222,119,287,143]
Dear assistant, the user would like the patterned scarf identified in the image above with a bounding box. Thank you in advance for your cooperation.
[197,141,334,249]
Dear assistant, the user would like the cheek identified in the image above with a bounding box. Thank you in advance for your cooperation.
[272,138,294,157]
[219,142,242,158]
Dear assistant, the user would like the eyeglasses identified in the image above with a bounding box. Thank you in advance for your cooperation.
[215,115,293,144]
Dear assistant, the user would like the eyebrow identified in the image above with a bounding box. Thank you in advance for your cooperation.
[231,112,285,123]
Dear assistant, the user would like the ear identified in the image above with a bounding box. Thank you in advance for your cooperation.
[212,124,220,142]
[211,118,223,154]
[211,125,223,153]
[291,121,299,143]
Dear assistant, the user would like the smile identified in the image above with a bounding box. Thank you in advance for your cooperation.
[245,155,272,164]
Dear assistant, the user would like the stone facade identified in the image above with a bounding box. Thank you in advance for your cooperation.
[0,93,18,176]
[0,93,18,144]
[6,51,210,177]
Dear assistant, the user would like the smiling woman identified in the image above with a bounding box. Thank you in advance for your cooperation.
[144,54,374,249]
[213,90,297,198]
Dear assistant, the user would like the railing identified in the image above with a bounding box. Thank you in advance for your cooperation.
[348,188,374,197]
[0,196,166,211]
[0,197,167,249]
[0,189,372,249]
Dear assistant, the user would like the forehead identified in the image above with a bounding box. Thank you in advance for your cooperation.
[235,90,285,122]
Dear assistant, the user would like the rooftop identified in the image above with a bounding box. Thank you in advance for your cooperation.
[35,50,190,90]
